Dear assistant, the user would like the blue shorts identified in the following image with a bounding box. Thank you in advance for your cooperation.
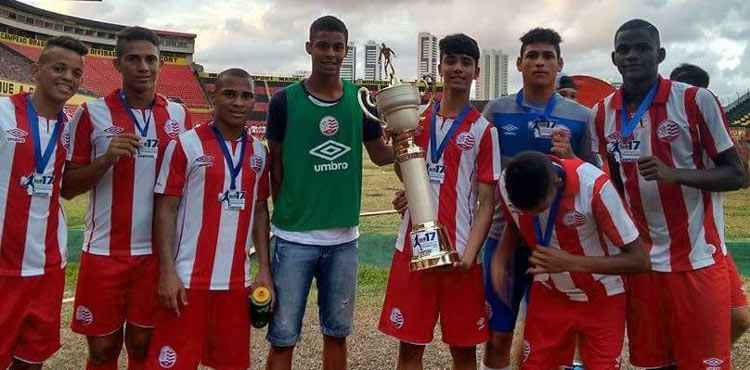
[482,237,532,333]
[266,237,358,347]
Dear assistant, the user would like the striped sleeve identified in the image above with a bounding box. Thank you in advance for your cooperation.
[591,175,639,246]
[695,88,734,159]
[155,139,187,196]
[66,104,93,164]
[477,123,501,184]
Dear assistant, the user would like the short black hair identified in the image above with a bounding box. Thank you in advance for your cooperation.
[504,151,555,211]
[309,15,348,42]
[670,63,709,88]
[615,19,660,46]
[214,68,255,90]
[43,36,88,57]
[520,28,562,58]
[116,26,160,59]
[558,75,577,90]
[439,33,480,64]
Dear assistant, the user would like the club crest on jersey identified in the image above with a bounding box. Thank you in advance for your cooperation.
[319,116,339,137]
[195,155,214,167]
[703,358,723,370]
[5,128,27,143]
[563,210,586,227]
[75,306,94,326]
[656,119,681,142]
[250,154,264,173]
[606,131,624,144]
[158,346,177,368]
[164,118,182,139]
[455,132,476,151]
[104,126,125,137]
[390,308,404,329]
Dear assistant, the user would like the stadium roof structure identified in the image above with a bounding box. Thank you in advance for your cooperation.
[727,91,750,128]
[0,0,196,39]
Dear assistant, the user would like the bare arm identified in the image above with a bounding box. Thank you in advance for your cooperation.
[528,238,650,275]
[61,133,140,199]
[457,182,495,269]
[638,147,747,192]
[268,139,283,200]
[251,200,273,295]
[154,194,187,316]
[491,221,521,296]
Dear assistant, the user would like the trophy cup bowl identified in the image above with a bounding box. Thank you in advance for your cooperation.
[358,76,458,271]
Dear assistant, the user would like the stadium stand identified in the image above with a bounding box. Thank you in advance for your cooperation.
[0,42,31,82]
[726,91,750,143]
[0,0,210,121]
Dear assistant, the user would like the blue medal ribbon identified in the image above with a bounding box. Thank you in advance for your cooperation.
[430,102,471,164]
[211,124,246,190]
[515,89,558,121]
[620,82,658,139]
[119,91,153,138]
[533,165,565,247]
[26,95,65,175]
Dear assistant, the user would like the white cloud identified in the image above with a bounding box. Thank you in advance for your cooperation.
[22,0,750,102]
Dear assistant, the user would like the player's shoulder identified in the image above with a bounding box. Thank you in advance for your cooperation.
[556,96,593,120]
[484,95,517,114]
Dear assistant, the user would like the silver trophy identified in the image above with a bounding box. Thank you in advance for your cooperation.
[358,48,457,271]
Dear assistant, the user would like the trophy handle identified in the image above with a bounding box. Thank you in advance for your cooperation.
[357,86,386,126]
[417,74,437,116]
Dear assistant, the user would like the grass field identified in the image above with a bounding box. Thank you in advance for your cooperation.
[50,158,750,369]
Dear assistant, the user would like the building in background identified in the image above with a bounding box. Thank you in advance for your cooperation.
[341,43,356,81]
[475,49,509,100]
[364,40,383,81]
[417,32,438,80]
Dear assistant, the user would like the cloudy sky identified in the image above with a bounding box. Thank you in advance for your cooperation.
[26,0,750,104]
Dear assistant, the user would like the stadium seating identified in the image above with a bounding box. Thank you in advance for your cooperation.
[727,92,750,127]
[159,64,208,107]
[0,43,33,82]
[0,39,209,118]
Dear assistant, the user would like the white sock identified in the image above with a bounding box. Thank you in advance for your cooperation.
[481,364,509,370]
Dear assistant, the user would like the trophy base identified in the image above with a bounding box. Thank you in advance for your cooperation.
[409,222,458,271]
[410,251,459,271]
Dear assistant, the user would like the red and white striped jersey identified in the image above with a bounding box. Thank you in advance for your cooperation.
[0,93,67,277]
[155,123,270,290]
[395,104,501,256]
[499,157,640,302]
[591,77,733,272]
[67,90,192,257]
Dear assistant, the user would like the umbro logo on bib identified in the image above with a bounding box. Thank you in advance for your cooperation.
[310,140,351,161]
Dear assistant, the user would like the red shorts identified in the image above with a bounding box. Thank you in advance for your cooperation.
[627,261,731,370]
[71,252,158,336]
[728,254,748,308]
[521,283,625,370]
[145,288,251,370]
[378,249,488,347]
[0,269,64,367]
